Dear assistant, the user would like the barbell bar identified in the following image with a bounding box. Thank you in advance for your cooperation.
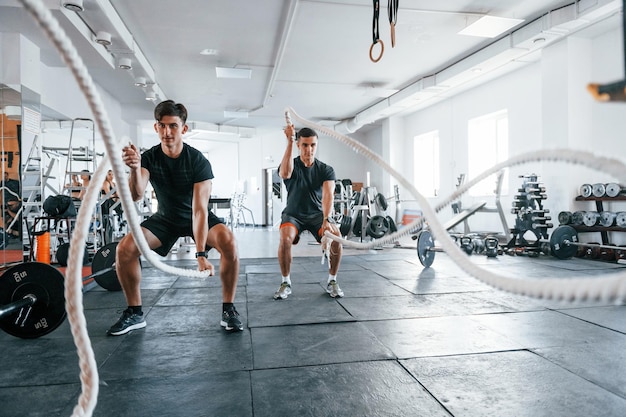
[416,230,500,267]
[549,224,626,260]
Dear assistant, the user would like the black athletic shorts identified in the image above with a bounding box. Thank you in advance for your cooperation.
[141,211,224,256]
[280,212,324,244]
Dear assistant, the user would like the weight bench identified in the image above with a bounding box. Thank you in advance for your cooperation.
[443,201,487,231]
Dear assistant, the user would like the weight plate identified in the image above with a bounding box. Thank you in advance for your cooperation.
[616,212,626,228]
[580,184,592,198]
[385,216,397,233]
[557,211,572,225]
[339,216,352,237]
[375,193,388,211]
[549,225,579,260]
[366,215,389,239]
[599,211,616,227]
[592,183,606,197]
[571,211,585,226]
[416,230,435,268]
[91,242,121,291]
[582,211,599,227]
[605,183,622,198]
[0,262,66,339]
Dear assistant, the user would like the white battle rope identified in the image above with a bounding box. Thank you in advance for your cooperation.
[18,0,212,415]
[286,106,626,303]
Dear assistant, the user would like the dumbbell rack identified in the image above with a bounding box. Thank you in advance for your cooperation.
[572,194,626,245]
[506,174,552,254]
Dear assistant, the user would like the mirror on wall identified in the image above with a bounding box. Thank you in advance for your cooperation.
[0,83,23,265]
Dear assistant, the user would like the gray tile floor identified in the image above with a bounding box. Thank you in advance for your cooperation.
[1,227,626,416]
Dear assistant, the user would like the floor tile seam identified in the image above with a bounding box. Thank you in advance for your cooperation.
[548,308,626,336]
[247,319,359,330]
[249,357,401,372]
[527,348,626,401]
[394,359,456,417]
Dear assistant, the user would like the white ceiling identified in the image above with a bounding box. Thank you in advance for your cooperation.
[0,0,623,138]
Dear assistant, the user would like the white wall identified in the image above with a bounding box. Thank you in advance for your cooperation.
[389,26,625,242]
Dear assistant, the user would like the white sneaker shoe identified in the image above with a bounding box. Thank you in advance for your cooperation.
[273,282,292,300]
[326,280,344,298]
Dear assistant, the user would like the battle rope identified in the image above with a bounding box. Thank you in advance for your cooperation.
[18,0,213,415]
[285,106,626,303]
[370,0,384,62]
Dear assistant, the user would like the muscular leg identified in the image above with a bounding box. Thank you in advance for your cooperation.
[328,229,343,276]
[206,223,239,303]
[278,224,298,277]
[115,228,162,306]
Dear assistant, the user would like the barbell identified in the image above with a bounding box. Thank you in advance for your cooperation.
[549,224,626,260]
[0,242,132,339]
[415,230,500,267]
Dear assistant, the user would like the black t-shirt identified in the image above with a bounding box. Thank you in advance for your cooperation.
[282,157,336,217]
[141,143,213,222]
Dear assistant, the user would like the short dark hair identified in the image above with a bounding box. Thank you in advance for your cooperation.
[154,100,188,123]
[297,127,317,140]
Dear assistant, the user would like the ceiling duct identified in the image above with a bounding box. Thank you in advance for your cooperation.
[333,0,622,135]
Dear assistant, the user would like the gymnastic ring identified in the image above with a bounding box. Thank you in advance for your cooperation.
[369,39,384,63]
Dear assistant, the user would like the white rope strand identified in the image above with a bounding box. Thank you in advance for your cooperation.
[17,0,212,415]
[286,106,626,303]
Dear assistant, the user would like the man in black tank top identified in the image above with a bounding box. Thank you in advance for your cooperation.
[107,100,243,335]
[273,124,344,300]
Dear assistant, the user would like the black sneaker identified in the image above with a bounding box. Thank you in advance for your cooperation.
[221,306,243,332]
[107,308,146,336]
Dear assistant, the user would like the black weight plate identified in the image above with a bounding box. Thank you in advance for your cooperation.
[339,216,352,237]
[549,225,578,260]
[375,193,388,211]
[353,213,362,237]
[386,216,397,233]
[416,230,435,268]
[0,262,66,339]
[557,211,572,225]
[91,242,121,291]
[56,242,69,266]
[366,215,388,239]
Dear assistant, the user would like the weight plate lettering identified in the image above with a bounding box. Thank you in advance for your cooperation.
[0,262,66,339]
[549,225,579,260]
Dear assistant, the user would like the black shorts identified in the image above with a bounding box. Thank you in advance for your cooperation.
[141,212,224,256]
[280,212,324,244]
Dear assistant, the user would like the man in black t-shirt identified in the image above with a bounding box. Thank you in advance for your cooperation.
[273,125,344,300]
[107,100,243,335]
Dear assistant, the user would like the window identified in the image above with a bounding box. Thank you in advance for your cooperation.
[467,110,508,196]
[413,130,440,198]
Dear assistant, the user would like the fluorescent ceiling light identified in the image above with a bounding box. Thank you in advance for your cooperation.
[224,110,249,119]
[458,16,524,38]
[216,67,252,79]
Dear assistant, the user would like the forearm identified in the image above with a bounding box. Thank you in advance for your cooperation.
[278,141,294,179]
[128,168,147,201]
[193,207,209,252]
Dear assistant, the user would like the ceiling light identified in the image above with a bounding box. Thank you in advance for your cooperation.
[94,31,112,46]
[224,110,249,119]
[118,57,132,70]
[216,67,252,79]
[200,48,219,56]
[145,90,157,101]
[134,77,147,88]
[458,16,524,38]
[62,0,84,12]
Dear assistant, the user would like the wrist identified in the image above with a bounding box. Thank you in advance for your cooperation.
[195,250,209,258]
